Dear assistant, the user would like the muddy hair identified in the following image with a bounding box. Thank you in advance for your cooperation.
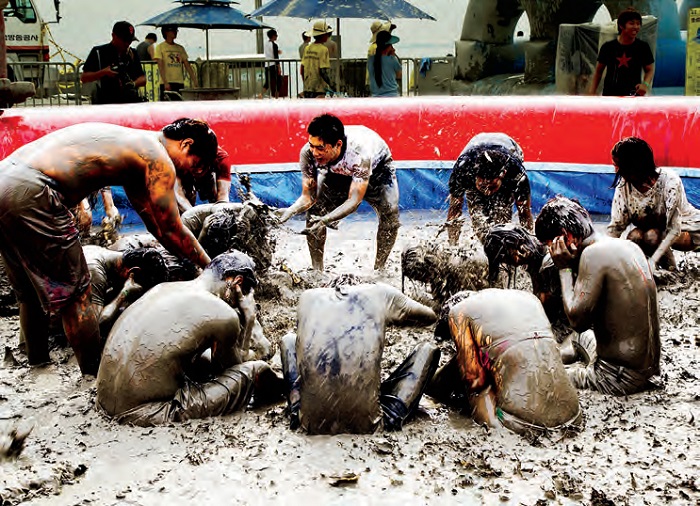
[434,291,473,342]
[162,118,218,167]
[617,7,642,34]
[535,196,594,244]
[122,247,169,288]
[200,210,239,258]
[610,136,658,188]
[326,273,366,288]
[483,224,545,286]
[472,146,515,179]
[307,113,346,147]
[206,250,258,295]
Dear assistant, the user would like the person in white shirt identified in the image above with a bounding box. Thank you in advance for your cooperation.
[262,29,282,98]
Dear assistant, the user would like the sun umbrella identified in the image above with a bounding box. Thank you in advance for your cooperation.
[249,0,435,22]
[140,0,271,60]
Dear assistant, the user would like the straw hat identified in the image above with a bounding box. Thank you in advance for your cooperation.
[307,20,333,38]
[369,20,396,43]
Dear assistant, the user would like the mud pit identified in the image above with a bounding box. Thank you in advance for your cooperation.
[1,211,698,505]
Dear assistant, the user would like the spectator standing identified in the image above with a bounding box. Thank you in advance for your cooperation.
[136,32,157,61]
[589,8,654,96]
[298,32,311,59]
[81,21,146,104]
[154,25,199,100]
[262,29,282,98]
[301,21,334,98]
[367,31,402,97]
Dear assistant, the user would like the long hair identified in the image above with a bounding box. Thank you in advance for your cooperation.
[373,31,393,88]
[610,136,658,188]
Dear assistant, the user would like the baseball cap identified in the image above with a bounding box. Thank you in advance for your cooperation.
[113,21,138,43]
[369,21,396,43]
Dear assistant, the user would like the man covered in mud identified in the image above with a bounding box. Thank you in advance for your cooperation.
[446,133,533,245]
[536,196,660,395]
[429,289,581,434]
[97,251,280,426]
[281,277,440,434]
[175,146,232,213]
[83,246,169,335]
[277,114,400,270]
[0,118,217,375]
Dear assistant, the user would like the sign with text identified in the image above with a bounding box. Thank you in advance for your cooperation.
[686,8,700,95]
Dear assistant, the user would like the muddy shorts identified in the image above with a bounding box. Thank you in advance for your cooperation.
[498,405,582,435]
[0,160,90,313]
[102,361,267,427]
[308,163,400,230]
[567,358,657,396]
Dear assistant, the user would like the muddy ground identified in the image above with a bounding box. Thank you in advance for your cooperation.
[0,211,698,506]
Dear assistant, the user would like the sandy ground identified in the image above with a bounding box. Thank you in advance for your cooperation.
[0,210,699,506]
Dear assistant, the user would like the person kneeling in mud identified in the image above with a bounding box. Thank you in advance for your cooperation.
[446,133,533,245]
[280,277,440,434]
[96,251,282,426]
[536,196,660,396]
[83,246,169,336]
[428,289,581,434]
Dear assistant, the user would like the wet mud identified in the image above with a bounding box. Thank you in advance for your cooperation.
[0,211,698,505]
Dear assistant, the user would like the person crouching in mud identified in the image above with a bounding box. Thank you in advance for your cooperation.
[96,251,282,426]
[276,114,400,270]
[446,133,533,246]
[428,289,581,434]
[280,276,440,434]
[82,246,169,336]
[536,196,661,396]
[607,137,700,272]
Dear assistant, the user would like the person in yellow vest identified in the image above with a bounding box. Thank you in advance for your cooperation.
[153,25,199,100]
[301,21,334,98]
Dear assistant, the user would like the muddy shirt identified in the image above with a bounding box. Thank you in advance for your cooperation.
[295,283,433,434]
[83,246,123,307]
[448,289,580,428]
[300,126,394,184]
[608,168,700,238]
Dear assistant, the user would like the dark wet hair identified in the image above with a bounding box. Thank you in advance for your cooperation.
[326,273,366,288]
[199,210,239,258]
[401,244,440,285]
[267,29,277,39]
[535,196,594,243]
[473,147,513,179]
[434,291,473,342]
[206,250,257,294]
[373,31,392,88]
[145,33,157,41]
[610,136,658,188]
[162,252,199,282]
[483,224,545,285]
[617,8,642,34]
[122,247,168,288]
[307,114,345,147]
[162,118,218,168]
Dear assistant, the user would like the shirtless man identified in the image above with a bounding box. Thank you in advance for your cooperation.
[429,289,581,434]
[277,114,400,270]
[281,279,440,434]
[446,133,533,245]
[83,246,168,335]
[535,196,660,395]
[0,118,217,374]
[97,251,280,426]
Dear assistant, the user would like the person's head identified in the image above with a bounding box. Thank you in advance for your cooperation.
[483,224,545,285]
[162,118,218,178]
[161,25,178,41]
[205,250,258,298]
[267,29,278,41]
[472,147,514,196]
[535,196,594,251]
[370,20,396,43]
[307,114,346,166]
[610,136,658,189]
[199,210,239,258]
[111,21,138,51]
[145,32,157,45]
[617,8,642,37]
[326,273,366,289]
[434,291,474,342]
[309,20,332,42]
[121,247,169,288]
[301,31,310,43]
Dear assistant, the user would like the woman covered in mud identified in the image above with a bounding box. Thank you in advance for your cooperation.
[607,137,700,271]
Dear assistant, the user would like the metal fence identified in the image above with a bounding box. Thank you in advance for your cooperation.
[5,56,454,108]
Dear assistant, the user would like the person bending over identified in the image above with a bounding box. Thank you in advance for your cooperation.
[429,289,581,434]
[607,137,700,271]
[277,114,400,270]
[446,133,533,245]
[536,196,660,395]
[96,251,281,426]
[280,279,440,434]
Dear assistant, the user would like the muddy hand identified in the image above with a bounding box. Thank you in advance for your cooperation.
[550,235,576,269]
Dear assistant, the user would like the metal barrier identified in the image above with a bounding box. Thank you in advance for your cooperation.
[3,56,453,108]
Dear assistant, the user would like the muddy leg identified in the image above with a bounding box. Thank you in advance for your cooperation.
[305,220,327,271]
[61,286,102,376]
[19,299,50,365]
[380,342,440,430]
[370,178,400,270]
[280,332,301,429]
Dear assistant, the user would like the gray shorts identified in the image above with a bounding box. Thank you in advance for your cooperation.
[567,358,657,396]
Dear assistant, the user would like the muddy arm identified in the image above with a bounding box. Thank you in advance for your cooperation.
[559,249,604,332]
[279,173,316,223]
[384,284,437,326]
[446,194,464,246]
[607,186,630,238]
